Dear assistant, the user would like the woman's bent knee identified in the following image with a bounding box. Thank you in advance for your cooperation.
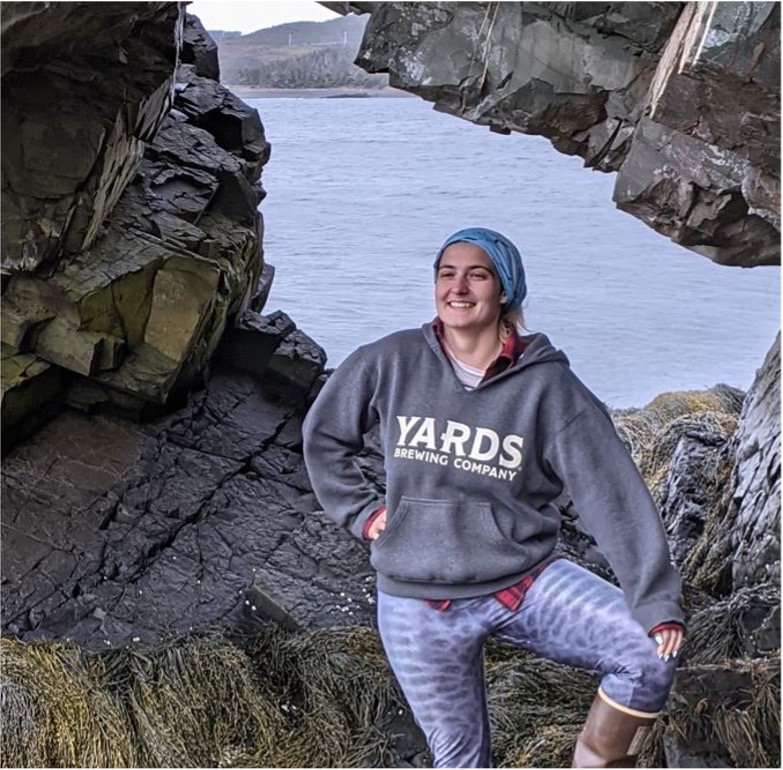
[602,648,677,713]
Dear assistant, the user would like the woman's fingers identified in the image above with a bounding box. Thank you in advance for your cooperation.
[654,629,684,660]
[368,509,387,540]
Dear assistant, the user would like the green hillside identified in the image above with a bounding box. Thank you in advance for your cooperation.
[210,14,388,88]
[239,15,368,46]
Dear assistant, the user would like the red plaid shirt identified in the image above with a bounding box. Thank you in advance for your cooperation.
[432,316,529,381]
[427,555,560,612]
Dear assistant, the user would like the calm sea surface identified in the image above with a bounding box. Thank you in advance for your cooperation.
[248,96,780,409]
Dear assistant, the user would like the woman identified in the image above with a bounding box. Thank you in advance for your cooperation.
[303,227,684,768]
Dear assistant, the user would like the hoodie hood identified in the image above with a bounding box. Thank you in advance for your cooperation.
[421,322,570,382]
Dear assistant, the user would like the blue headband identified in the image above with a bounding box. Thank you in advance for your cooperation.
[434,227,527,314]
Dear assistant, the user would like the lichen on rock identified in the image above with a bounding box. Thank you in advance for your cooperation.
[0,7,275,447]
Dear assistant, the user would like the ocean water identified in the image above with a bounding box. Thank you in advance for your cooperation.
[248,96,780,409]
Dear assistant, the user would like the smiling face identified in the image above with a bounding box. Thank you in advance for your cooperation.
[435,242,505,333]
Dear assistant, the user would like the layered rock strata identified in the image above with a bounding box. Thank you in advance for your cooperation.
[0,8,270,449]
[346,1,780,266]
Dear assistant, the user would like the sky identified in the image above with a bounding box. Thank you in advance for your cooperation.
[186,0,339,34]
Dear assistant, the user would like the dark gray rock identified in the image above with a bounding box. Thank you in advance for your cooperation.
[251,262,276,314]
[659,414,739,569]
[216,309,297,383]
[350,1,780,266]
[0,349,67,452]
[537,2,683,52]
[144,117,259,225]
[0,2,174,74]
[182,13,220,81]
[730,333,780,589]
[1,3,180,273]
[1,355,371,651]
[263,330,329,405]
[613,117,779,267]
[175,65,271,181]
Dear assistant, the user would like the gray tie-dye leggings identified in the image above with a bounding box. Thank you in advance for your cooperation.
[377,558,677,768]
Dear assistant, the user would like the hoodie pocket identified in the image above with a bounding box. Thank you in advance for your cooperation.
[370,496,525,584]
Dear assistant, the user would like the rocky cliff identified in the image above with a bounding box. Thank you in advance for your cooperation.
[1,2,780,768]
[1,3,276,448]
[333,1,780,267]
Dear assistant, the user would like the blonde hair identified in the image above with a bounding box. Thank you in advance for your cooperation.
[502,307,527,332]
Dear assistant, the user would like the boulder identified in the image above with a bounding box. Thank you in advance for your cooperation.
[0,348,66,451]
[181,13,221,81]
[251,262,276,313]
[175,64,271,182]
[216,309,297,382]
[263,330,329,404]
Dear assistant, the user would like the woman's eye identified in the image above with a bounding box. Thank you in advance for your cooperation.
[470,272,489,280]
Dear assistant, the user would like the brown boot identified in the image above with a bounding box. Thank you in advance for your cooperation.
[572,690,658,768]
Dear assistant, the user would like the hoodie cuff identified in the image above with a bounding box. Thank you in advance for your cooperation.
[648,621,686,638]
[347,501,383,541]
[633,599,685,636]
[362,505,387,540]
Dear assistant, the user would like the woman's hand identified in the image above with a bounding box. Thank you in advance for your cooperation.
[653,627,684,661]
[366,508,387,540]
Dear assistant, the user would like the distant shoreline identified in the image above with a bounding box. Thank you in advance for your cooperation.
[225,85,415,99]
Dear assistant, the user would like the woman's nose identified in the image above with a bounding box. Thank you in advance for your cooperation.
[453,275,469,292]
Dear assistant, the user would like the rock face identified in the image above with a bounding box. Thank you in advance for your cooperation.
[0,346,364,652]
[1,6,270,449]
[1,2,179,273]
[730,333,780,591]
[349,1,780,266]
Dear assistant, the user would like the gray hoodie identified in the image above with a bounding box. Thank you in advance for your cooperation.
[302,324,683,633]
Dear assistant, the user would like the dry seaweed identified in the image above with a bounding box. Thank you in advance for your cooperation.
[240,625,403,768]
[1,629,780,768]
[665,660,780,769]
[108,638,283,767]
[1,638,135,768]
[614,388,740,500]
[485,649,595,767]
[684,582,780,665]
